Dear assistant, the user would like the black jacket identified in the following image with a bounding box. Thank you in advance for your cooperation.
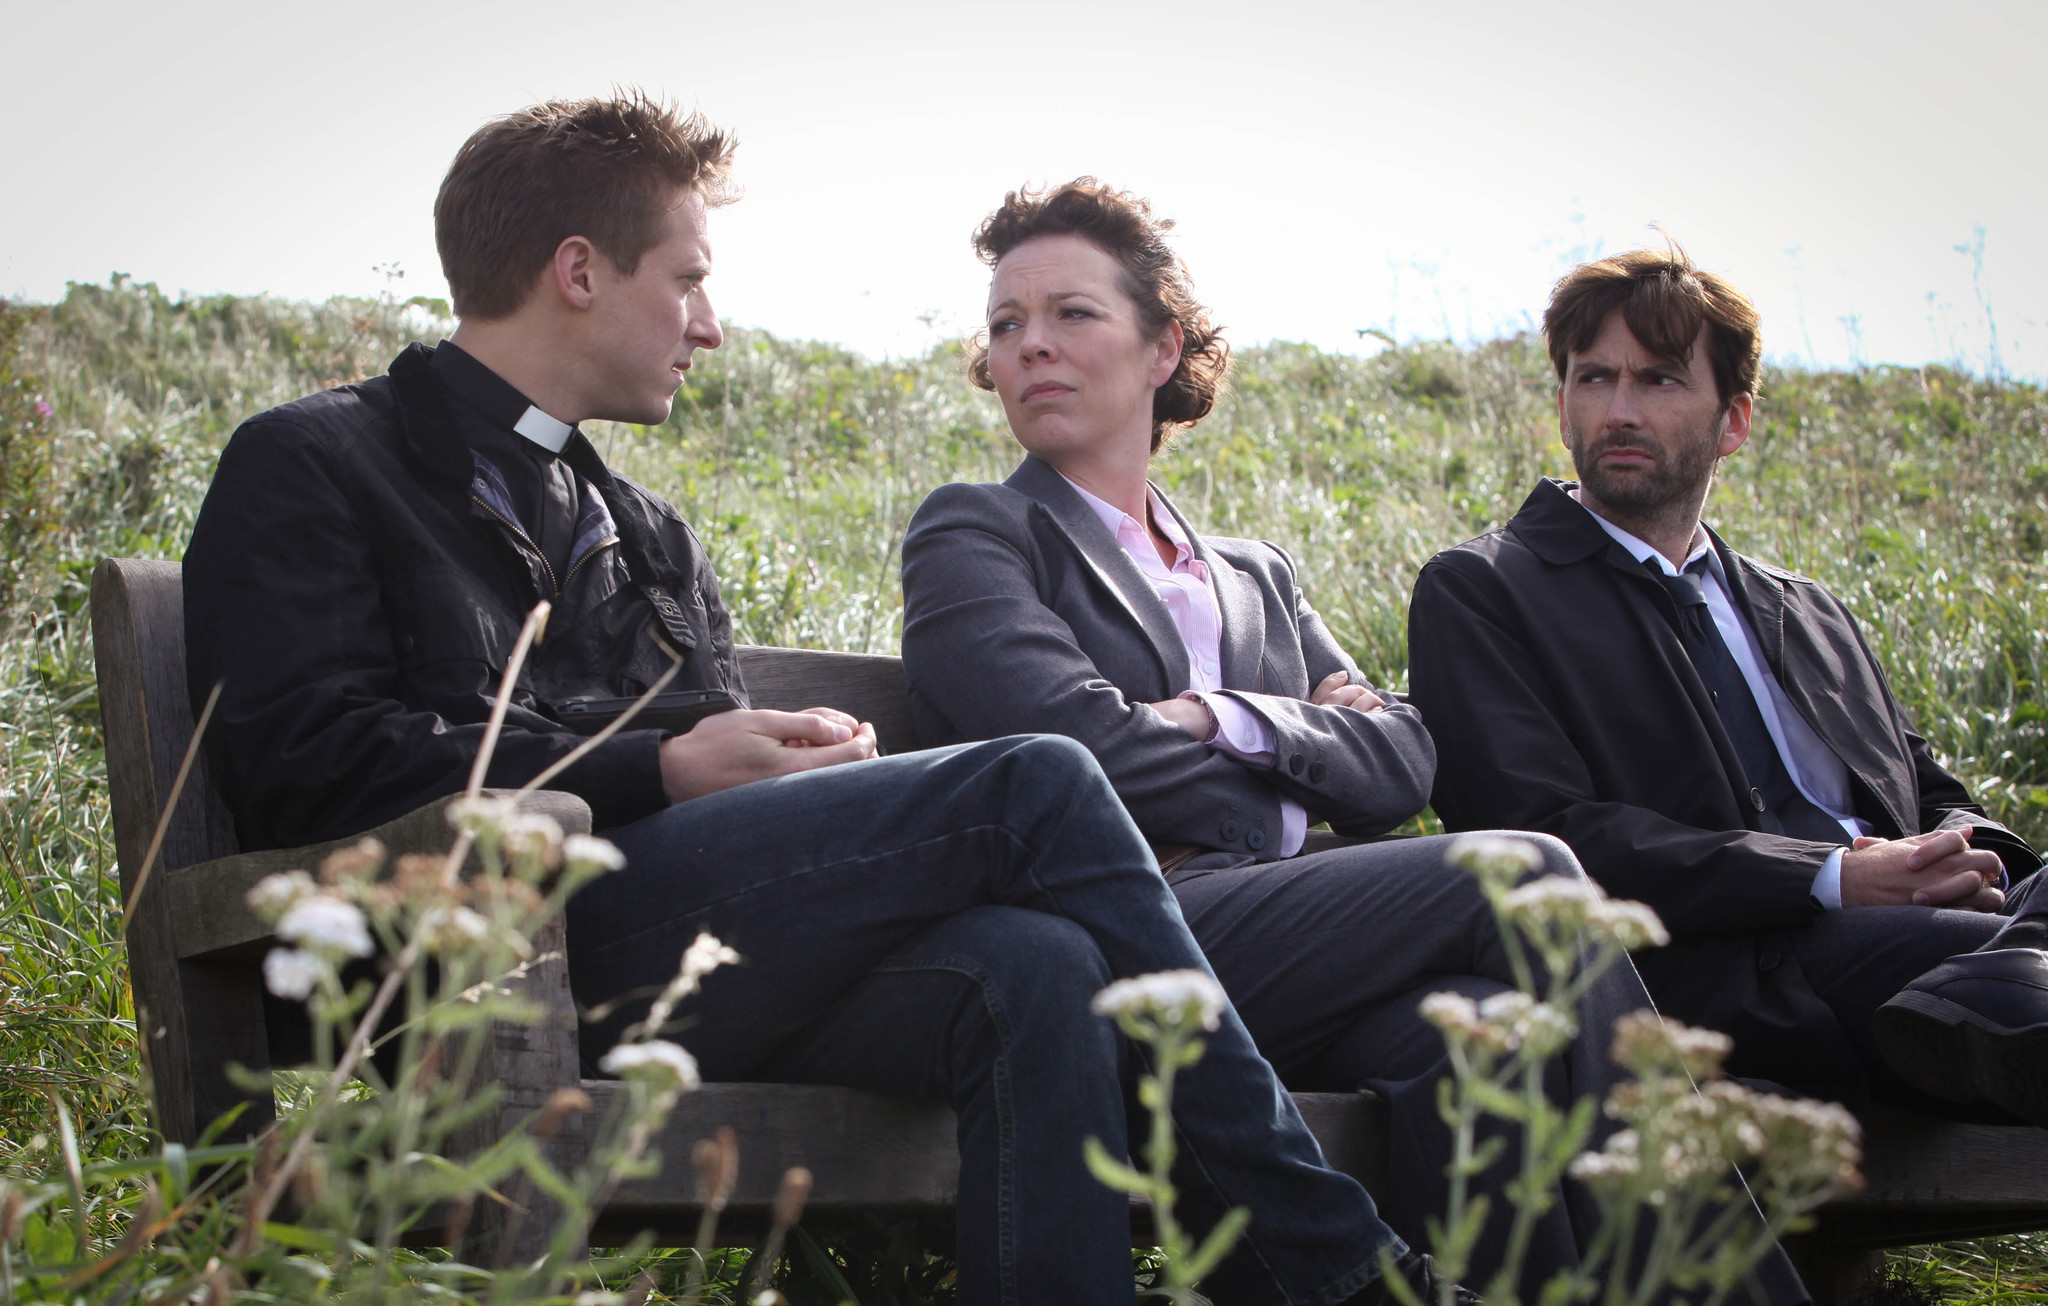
[184,343,743,851]
[1408,477,2039,1105]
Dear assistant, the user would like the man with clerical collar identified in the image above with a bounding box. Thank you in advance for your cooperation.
[182,92,1464,1305]
[1407,246,2048,1125]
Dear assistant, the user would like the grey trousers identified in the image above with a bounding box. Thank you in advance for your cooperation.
[1170,831,1805,1304]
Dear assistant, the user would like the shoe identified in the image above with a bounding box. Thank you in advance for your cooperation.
[1349,1250,1481,1305]
[1873,948,2048,1127]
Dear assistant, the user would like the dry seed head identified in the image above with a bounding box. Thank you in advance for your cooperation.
[319,838,386,887]
[773,1166,813,1227]
[695,1125,740,1207]
[0,1185,23,1243]
[537,1086,594,1139]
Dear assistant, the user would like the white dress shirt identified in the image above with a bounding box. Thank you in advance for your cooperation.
[1063,475,1309,857]
[1573,493,1867,907]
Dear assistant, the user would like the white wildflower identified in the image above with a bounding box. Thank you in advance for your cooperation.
[418,905,493,953]
[1447,834,1546,877]
[563,833,626,872]
[1420,991,1482,1037]
[1478,991,1577,1059]
[599,1039,702,1091]
[1587,898,1670,951]
[263,947,324,1001]
[1568,1131,1642,1187]
[502,812,565,857]
[276,894,375,958]
[1611,1011,1732,1079]
[246,871,318,924]
[1091,970,1227,1031]
[1501,875,1606,933]
[680,932,741,984]
[447,795,521,837]
[573,1293,625,1306]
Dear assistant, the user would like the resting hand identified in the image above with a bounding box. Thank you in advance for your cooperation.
[1310,670,1385,712]
[1149,698,1212,741]
[659,707,878,802]
[1840,830,2005,912]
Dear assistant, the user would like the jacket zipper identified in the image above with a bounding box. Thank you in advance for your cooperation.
[471,495,562,596]
[562,535,620,592]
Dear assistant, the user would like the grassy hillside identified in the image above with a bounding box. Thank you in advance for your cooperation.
[2,277,2044,1300]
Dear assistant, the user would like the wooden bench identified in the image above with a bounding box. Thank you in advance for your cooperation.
[91,557,2048,1302]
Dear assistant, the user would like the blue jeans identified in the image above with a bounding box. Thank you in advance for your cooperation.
[567,734,1397,1306]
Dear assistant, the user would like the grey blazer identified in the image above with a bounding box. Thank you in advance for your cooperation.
[901,455,1436,860]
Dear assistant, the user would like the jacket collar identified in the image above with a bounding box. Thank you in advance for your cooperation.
[386,343,681,582]
[1004,455,1190,690]
[1509,476,1793,680]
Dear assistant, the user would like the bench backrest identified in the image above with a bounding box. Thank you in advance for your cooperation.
[90,557,922,895]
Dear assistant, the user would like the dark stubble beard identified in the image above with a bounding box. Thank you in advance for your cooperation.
[1567,417,1725,526]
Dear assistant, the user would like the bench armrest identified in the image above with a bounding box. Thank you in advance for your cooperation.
[168,789,593,960]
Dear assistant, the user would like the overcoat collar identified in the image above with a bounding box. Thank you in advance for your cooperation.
[1507,476,1792,678]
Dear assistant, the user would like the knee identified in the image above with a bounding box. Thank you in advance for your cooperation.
[922,906,1115,1021]
[1508,832,1586,885]
[1009,732,1110,791]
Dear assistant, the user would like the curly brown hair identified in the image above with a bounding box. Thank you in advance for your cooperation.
[1543,245,1761,405]
[968,180,1229,452]
[436,91,739,321]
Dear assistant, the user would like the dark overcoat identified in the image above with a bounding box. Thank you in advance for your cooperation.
[1408,477,2039,1104]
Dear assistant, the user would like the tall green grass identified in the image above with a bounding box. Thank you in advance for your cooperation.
[2,277,2044,1301]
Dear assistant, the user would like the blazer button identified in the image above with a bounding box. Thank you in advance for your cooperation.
[1749,787,1766,812]
[1309,762,1327,784]
[1290,754,1305,776]
[1246,828,1267,851]
[1219,818,1241,842]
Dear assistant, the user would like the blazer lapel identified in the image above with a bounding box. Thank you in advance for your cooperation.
[1005,456,1191,690]
[1157,490,1267,690]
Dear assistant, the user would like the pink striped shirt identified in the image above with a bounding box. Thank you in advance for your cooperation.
[1062,475,1309,856]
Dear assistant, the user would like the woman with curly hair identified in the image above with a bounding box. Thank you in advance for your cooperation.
[900,180,1804,1302]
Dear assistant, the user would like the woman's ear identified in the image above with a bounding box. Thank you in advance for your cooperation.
[1150,320,1185,389]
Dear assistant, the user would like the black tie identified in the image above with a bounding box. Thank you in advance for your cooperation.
[1656,557,1851,846]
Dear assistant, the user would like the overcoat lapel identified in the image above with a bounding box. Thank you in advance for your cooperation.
[1156,490,1267,690]
[1005,456,1190,691]
[1716,531,1787,680]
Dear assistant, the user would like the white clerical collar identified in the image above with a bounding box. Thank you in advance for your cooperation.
[512,405,574,454]
[1568,487,1715,580]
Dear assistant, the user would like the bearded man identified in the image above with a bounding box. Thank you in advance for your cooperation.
[1406,247,2048,1125]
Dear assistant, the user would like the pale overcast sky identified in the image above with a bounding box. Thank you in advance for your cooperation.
[6,0,2044,376]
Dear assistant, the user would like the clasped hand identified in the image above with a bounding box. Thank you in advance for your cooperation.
[658,706,878,803]
[1840,827,2005,912]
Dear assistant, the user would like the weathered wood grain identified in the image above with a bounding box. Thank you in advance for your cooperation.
[93,557,258,1143]
[737,644,921,755]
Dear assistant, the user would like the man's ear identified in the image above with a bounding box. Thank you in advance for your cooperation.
[1150,320,1185,389]
[1717,391,1754,457]
[551,236,598,311]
